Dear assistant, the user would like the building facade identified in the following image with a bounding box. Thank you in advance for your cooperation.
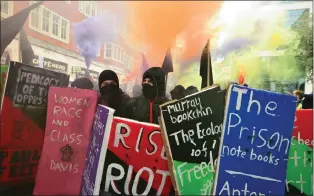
[1,1,141,93]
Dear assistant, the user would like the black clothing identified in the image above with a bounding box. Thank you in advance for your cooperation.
[71,77,94,89]
[126,67,169,124]
[302,94,313,109]
[185,86,199,96]
[98,88,130,117]
[98,70,119,89]
[126,95,168,124]
[170,85,185,100]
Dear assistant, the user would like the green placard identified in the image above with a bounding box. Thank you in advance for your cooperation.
[286,139,313,195]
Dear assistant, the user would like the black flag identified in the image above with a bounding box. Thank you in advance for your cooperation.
[0,1,43,57]
[161,48,174,74]
[161,48,174,92]
[19,28,35,65]
[200,39,213,89]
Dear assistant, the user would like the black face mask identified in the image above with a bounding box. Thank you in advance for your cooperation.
[142,84,157,101]
[100,84,120,108]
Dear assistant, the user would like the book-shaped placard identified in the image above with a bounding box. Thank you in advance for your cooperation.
[81,105,115,196]
[159,86,225,195]
[33,87,98,195]
[0,61,69,188]
[100,117,174,195]
[213,85,297,196]
[286,109,313,196]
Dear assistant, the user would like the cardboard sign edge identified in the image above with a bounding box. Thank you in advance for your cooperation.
[92,105,115,195]
[158,115,180,196]
[212,84,234,195]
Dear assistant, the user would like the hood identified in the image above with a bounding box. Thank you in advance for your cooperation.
[71,77,94,90]
[143,67,166,97]
[98,70,119,90]
[170,85,185,100]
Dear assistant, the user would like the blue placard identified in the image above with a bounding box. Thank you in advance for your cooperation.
[214,85,297,196]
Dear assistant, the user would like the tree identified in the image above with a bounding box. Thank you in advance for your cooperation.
[290,10,313,82]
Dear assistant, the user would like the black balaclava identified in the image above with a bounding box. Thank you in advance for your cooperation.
[142,67,166,102]
[98,70,120,108]
[71,77,94,90]
[170,85,186,100]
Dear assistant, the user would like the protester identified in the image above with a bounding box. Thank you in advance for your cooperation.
[98,70,130,117]
[301,93,313,109]
[185,86,199,96]
[71,77,94,90]
[126,67,169,124]
[170,85,185,100]
[293,90,304,109]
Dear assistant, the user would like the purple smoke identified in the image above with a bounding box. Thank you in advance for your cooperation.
[218,37,255,56]
[72,10,121,68]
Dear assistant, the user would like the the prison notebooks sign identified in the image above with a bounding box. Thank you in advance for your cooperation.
[213,85,297,196]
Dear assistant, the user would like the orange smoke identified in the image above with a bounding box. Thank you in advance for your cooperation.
[127,1,222,66]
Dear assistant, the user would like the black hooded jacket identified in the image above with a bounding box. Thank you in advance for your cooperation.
[126,67,169,124]
[98,88,130,117]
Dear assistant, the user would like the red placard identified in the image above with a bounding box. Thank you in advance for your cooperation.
[292,109,313,148]
[103,117,173,195]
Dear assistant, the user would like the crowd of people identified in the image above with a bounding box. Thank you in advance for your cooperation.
[70,67,313,125]
[71,67,202,125]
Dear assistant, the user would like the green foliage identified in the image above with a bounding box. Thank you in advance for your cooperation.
[289,10,313,82]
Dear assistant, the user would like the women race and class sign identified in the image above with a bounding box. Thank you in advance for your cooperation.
[213,85,297,196]
[159,86,225,195]
[33,87,98,195]
[286,109,313,196]
[81,105,115,196]
[100,117,173,195]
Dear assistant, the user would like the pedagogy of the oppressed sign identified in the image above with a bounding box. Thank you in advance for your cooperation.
[165,97,213,124]
[223,87,292,166]
[15,70,60,106]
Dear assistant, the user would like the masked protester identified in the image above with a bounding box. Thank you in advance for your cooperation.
[71,77,94,90]
[98,70,130,117]
[126,67,169,124]
[170,85,185,100]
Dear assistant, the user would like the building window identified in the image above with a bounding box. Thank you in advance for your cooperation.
[120,49,124,62]
[79,1,98,17]
[52,14,60,36]
[105,44,112,58]
[285,9,309,27]
[29,2,70,43]
[114,45,118,60]
[30,6,40,28]
[1,1,13,19]
[42,8,51,33]
[61,19,68,40]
